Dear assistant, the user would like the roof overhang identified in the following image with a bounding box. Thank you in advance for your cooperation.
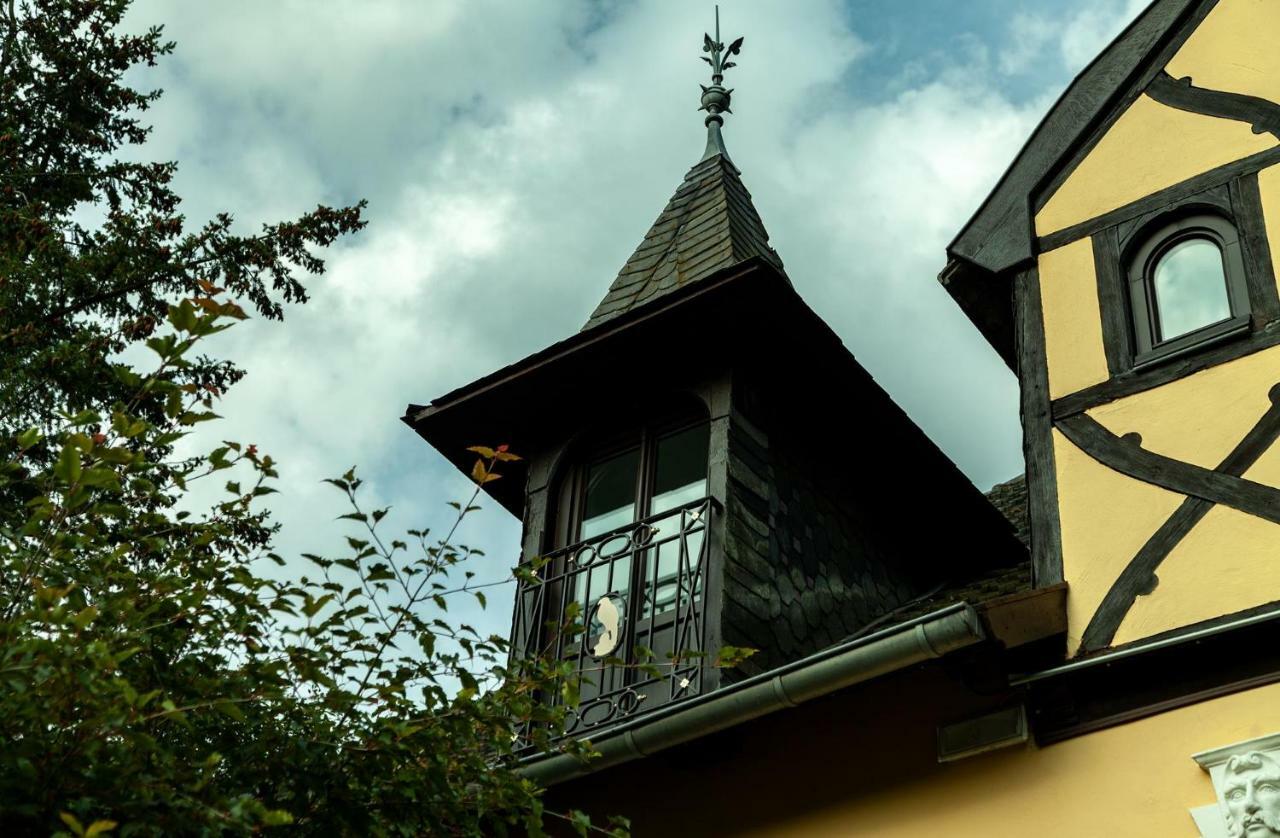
[1016,604,1280,744]
[939,259,1017,369]
[402,257,851,516]
[405,255,1027,574]
[941,0,1207,362]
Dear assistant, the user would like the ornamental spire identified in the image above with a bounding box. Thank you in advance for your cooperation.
[698,6,743,163]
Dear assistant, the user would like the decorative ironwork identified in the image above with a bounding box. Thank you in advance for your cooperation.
[700,5,742,96]
[510,497,715,747]
[698,6,742,163]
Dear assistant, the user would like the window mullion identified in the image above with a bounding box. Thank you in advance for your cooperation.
[622,426,648,681]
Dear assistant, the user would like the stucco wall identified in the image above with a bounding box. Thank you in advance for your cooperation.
[544,663,1280,837]
[753,682,1280,838]
[1031,0,1280,654]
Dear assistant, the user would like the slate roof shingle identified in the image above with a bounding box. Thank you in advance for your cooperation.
[841,476,1033,633]
[583,153,784,330]
[985,475,1030,548]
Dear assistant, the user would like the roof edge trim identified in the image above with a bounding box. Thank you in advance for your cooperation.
[947,0,1207,273]
[519,603,986,787]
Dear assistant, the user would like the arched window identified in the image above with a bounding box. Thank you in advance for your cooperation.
[1127,213,1250,363]
[536,400,712,726]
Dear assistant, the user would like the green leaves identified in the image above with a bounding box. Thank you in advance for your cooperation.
[17,427,41,450]
[715,645,759,668]
[54,444,82,486]
[300,593,334,618]
[0,0,605,830]
[58,813,118,837]
[72,606,99,630]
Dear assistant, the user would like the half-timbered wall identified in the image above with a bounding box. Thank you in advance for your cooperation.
[1030,0,1280,656]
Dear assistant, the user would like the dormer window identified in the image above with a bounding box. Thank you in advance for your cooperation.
[1127,213,1250,366]
[567,420,709,627]
[527,401,712,734]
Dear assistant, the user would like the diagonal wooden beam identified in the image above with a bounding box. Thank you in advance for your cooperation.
[1058,383,1280,651]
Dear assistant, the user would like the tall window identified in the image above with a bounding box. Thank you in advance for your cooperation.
[1127,213,1250,364]
[541,402,711,723]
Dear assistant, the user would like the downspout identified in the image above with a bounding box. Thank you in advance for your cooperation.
[522,603,985,787]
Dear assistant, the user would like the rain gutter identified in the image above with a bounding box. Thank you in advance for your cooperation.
[521,602,986,787]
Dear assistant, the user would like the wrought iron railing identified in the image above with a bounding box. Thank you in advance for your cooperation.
[511,496,714,744]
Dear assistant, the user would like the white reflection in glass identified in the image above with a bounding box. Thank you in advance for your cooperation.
[644,425,709,618]
[1153,238,1231,341]
[576,448,639,618]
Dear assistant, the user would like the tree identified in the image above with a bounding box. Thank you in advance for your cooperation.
[0,1,622,834]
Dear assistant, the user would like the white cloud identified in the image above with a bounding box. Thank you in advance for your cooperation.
[1060,0,1152,70]
[1000,0,1152,78]
[124,0,1143,642]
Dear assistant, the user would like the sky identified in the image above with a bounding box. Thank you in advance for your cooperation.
[122,0,1149,646]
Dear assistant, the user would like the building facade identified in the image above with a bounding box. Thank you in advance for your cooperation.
[406,2,1280,834]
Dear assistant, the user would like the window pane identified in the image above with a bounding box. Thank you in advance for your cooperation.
[643,530,704,619]
[580,447,639,540]
[650,424,710,515]
[643,425,709,619]
[1153,238,1231,341]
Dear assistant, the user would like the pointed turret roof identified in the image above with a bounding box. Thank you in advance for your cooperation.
[583,10,784,331]
[584,155,784,330]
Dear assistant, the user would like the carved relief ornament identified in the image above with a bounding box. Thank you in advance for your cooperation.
[1191,733,1280,838]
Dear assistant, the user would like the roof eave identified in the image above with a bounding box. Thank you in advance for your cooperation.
[947,0,1204,273]
[521,585,1068,787]
[938,257,1018,370]
[401,257,788,516]
[940,0,1209,363]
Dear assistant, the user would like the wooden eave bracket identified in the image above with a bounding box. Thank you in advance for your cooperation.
[977,582,1069,649]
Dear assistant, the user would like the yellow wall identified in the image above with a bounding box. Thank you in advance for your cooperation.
[1089,342,1280,470]
[1033,1,1280,652]
[1119,505,1280,645]
[1052,427,1185,653]
[1038,238,1110,399]
[1035,0,1280,237]
[1035,94,1274,236]
[1166,0,1280,104]
[1051,343,1280,654]
[755,682,1280,838]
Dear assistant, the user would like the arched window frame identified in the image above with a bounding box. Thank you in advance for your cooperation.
[1126,212,1251,366]
[546,402,710,553]
[514,397,714,735]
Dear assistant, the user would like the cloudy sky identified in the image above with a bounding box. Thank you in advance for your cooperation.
[123,0,1147,643]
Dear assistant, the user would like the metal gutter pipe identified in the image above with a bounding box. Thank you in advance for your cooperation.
[1010,606,1280,685]
[522,603,986,787]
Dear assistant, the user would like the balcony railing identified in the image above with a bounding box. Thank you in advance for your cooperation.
[511,496,714,743]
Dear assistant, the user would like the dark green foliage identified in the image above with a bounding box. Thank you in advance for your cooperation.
[0,2,621,834]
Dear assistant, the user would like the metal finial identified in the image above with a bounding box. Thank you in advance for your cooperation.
[698,5,742,163]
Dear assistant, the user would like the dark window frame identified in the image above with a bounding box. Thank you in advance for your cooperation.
[549,404,708,552]
[541,400,712,699]
[1125,212,1251,368]
[1057,174,1280,414]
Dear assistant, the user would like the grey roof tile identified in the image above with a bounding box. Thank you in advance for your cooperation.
[582,153,784,330]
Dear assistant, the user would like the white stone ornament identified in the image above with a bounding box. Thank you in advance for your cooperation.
[590,595,622,658]
[1191,732,1280,837]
